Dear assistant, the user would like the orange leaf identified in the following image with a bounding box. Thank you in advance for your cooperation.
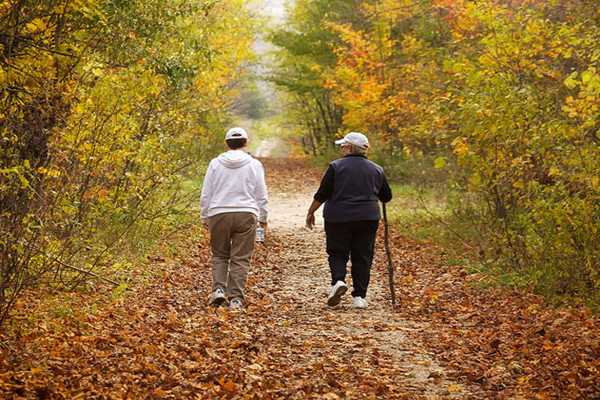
[218,377,237,393]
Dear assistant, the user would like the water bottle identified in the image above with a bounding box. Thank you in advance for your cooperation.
[256,226,265,243]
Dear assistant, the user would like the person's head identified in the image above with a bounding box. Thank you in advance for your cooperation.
[335,132,369,156]
[225,127,248,150]
[341,143,368,156]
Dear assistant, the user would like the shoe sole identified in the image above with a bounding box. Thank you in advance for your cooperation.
[211,296,226,307]
[327,285,347,307]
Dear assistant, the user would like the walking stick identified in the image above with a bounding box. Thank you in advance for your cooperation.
[382,203,396,307]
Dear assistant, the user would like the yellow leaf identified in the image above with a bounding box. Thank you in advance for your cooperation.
[447,384,462,393]
[452,138,469,157]
[513,180,525,189]
[564,72,579,89]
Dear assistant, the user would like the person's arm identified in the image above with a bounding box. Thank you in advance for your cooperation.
[306,165,334,229]
[200,162,215,225]
[306,199,322,229]
[255,161,269,230]
[378,173,393,203]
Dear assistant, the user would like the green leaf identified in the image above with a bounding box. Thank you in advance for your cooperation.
[434,157,447,169]
[111,283,128,301]
[18,173,30,189]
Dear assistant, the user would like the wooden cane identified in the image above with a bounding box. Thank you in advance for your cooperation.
[382,203,396,307]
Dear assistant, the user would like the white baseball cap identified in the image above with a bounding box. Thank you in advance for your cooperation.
[225,127,248,140]
[335,132,369,149]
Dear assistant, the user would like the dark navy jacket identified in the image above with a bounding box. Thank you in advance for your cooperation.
[314,155,392,222]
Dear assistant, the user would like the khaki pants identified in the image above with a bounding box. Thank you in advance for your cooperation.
[208,212,257,300]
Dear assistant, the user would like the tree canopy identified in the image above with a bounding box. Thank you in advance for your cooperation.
[271,0,600,305]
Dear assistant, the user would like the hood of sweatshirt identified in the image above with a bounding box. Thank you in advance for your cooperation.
[217,150,253,169]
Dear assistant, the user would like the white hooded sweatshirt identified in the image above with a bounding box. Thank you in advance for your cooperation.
[200,150,268,223]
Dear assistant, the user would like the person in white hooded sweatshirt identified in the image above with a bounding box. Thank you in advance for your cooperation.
[201,127,268,309]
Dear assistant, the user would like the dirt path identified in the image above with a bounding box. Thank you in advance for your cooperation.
[263,188,474,398]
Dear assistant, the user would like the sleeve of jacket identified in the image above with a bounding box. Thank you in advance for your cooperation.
[254,160,269,223]
[200,161,215,222]
[314,165,335,203]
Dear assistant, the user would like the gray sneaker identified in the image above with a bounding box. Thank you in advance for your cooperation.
[210,288,226,307]
[229,298,244,310]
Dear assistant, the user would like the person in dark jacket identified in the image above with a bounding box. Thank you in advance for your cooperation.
[306,132,392,309]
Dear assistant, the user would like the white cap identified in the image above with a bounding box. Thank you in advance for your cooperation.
[225,127,248,140]
[335,132,369,149]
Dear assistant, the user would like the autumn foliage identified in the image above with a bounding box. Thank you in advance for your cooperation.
[0,0,255,324]
[1,160,597,399]
[272,0,600,306]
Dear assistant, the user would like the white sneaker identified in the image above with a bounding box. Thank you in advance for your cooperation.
[327,281,348,307]
[229,298,244,310]
[352,296,368,309]
[210,288,226,307]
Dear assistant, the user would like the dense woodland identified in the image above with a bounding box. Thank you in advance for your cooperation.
[271,0,600,307]
[0,0,255,325]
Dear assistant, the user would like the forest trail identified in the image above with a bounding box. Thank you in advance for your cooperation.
[4,0,599,398]
[1,159,597,399]
[254,139,287,158]
[264,173,472,398]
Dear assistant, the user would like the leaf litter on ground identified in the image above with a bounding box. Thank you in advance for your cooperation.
[0,158,597,399]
